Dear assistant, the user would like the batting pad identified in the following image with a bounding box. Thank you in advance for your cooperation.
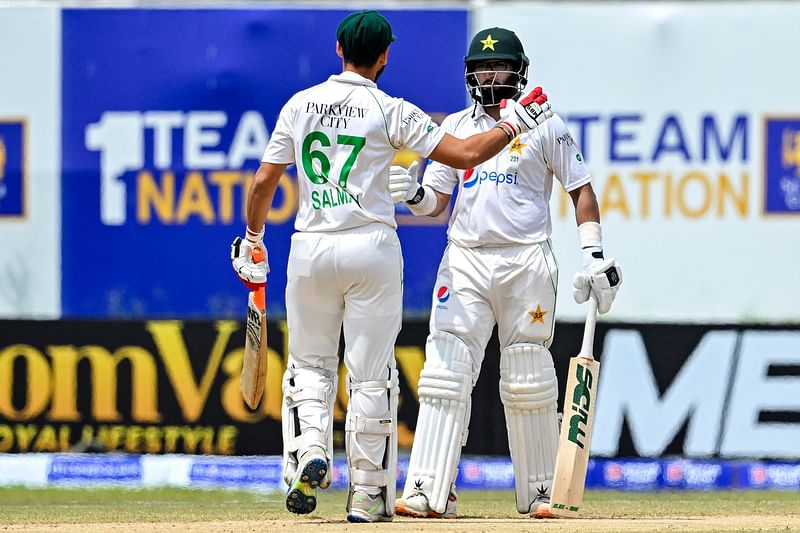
[345,367,399,515]
[499,343,559,513]
[403,331,472,515]
[281,365,337,488]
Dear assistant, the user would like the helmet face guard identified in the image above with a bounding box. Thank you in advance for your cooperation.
[464,27,529,107]
[465,62,528,107]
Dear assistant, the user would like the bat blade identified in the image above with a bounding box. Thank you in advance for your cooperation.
[240,245,268,409]
[550,355,600,518]
[241,286,267,409]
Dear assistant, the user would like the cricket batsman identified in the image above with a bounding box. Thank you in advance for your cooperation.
[390,27,623,519]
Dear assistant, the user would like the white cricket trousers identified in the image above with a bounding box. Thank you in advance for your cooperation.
[285,222,402,470]
[430,239,558,379]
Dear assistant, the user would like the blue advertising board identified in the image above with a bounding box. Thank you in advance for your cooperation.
[61,8,468,318]
[0,121,26,217]
[763,117,800,214]
[48,455,141,484]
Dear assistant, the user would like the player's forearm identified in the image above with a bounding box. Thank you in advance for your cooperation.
[429,130,510,169]
[246,162,284,233]
[570,184,600,226]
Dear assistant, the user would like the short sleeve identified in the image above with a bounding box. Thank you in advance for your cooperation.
[420,113,461,195]
[545,114,592,192]
[261,98,296,164]
[421,159,459,195]
[387,99,446,158]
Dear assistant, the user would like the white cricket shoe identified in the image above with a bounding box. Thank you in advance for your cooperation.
[346,490,392,523]
[285,446,328,515]
[530,493,557,519]
[395,488,457,519]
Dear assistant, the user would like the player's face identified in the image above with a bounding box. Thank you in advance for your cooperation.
[473,60,515,85]
[467,60,521,106]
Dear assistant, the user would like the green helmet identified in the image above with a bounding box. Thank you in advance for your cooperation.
[464,27,529,107]
[465,27,529,66]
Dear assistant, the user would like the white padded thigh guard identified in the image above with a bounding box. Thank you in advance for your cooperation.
[403,331,472,514]
[281,366,337,487]
[499,344,559,513]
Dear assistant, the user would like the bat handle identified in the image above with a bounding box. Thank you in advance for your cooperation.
[578,294,598,359]
[251,245,265,263]
[251,245,266,308]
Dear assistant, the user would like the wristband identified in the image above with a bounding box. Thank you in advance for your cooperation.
[495,121,516,142]
[577,221,602,249]
[246,225,264,243]
[578,222,603,267]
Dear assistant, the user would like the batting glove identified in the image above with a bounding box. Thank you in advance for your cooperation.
[498,87,553,137]
[388,161,420,203]
[573,255,622,314]
[231,226,269,290]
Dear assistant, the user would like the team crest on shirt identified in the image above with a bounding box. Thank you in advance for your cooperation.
[528,304,547,324]
[508,137,525,163]
[508,137,526,155]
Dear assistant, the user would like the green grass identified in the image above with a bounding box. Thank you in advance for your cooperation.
[0,487,798,525]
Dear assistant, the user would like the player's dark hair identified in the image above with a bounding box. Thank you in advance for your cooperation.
[341,47,385,68]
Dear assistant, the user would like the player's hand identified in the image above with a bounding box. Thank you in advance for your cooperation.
[573,256,622,314]
[388,161,420,203]
[498,87,553,136]
[231,228,269,290]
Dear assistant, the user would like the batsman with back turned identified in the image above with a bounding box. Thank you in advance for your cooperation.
[230,10,556,523]
[390,27,623,519]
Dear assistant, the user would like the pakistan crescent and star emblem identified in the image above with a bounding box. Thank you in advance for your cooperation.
[508,137,526,155]
[528,304,547,324]
[480,34,499,50]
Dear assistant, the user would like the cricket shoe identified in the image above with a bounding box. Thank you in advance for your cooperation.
[395,489,457,519]
[529,494,556,519]
[285,446,328,515]
[346,490,392,523]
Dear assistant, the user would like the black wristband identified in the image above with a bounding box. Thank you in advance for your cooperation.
[407,185,426,205]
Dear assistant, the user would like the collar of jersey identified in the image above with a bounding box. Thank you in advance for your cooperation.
[471,103,495,122]
[329,70,377,88]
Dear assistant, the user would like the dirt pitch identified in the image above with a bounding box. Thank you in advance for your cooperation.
[4,515,800,533]
[1,488,799,533]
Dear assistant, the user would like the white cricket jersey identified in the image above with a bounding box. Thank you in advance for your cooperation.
[262,71,446,232]
[423,105,591,247]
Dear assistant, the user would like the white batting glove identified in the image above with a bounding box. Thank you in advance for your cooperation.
[573,255,622,314]
[388,161,420,203]
[231,226,269,290]
[498,87,553,137]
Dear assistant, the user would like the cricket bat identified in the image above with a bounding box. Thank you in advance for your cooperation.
[549,295,600,518]
[240,245,268,409]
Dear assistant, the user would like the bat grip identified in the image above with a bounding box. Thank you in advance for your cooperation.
[251,245,265,263]
[251,245,266,308]
[578,295,598,358]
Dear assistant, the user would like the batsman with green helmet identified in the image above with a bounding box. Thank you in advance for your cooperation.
[392,27,623,519]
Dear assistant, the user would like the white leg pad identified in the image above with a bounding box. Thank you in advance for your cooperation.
[499,343,559,514]
[281,365,337,487]
[345,368,399,515]
[403,331,472,515]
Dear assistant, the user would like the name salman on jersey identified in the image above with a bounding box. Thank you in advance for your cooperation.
[311,187,355,210]
[304,101,368,129]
